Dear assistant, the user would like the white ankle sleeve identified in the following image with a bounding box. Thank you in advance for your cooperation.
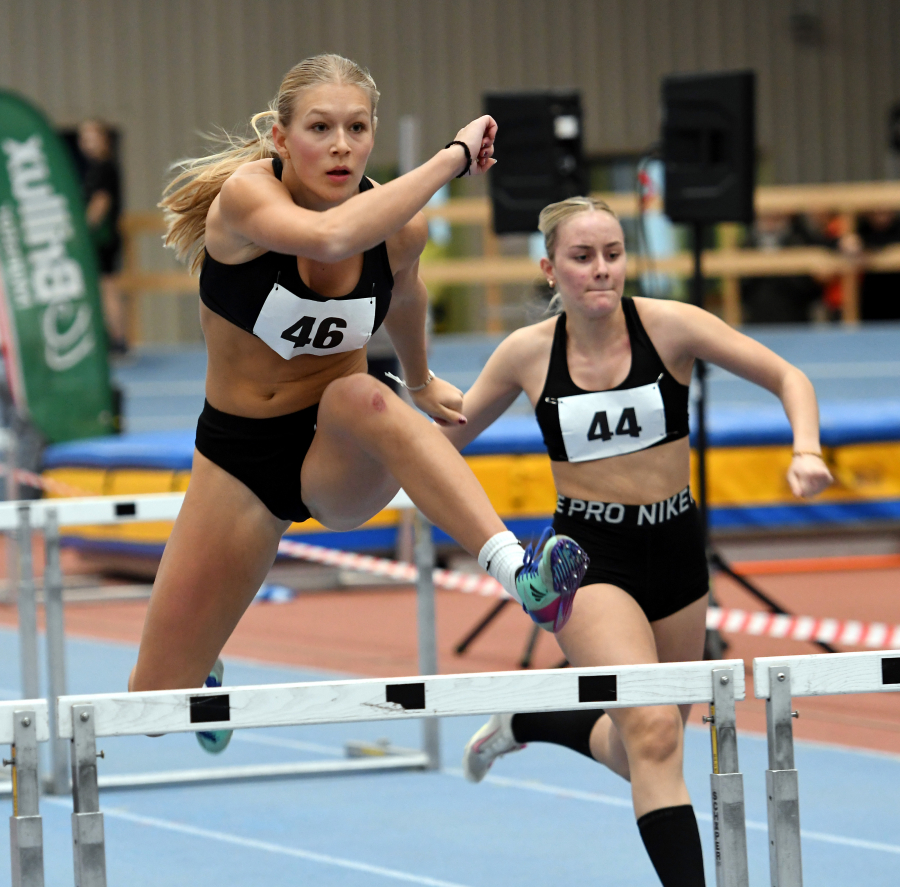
[478,531,525,604]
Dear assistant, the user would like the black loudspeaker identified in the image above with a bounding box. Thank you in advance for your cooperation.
[890,101,900,153]
[662,71,756,224]
[484,91,588,234]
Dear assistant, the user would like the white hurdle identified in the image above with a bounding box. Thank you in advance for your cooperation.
[56,659,749,887]
[0,491,433,795]
[0,699,50,887]
[753,650,900,887]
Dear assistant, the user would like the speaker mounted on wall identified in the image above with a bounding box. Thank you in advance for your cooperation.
[662,70,756,224]
[484,91,588,234]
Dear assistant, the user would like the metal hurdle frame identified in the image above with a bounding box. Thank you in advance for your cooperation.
[0,491,436,793]
[1,699,50,887]
[57,659,750,887]
[753,650,900,887]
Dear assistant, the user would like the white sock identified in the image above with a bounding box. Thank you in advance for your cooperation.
[478,531,526,604]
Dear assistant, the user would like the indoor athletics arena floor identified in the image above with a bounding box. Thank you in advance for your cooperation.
[1,323,898,885]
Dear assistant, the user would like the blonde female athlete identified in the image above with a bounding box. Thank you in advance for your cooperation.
[129,55,588,748]
[445,197,833,887]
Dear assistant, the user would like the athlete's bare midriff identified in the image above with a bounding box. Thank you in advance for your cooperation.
[549,437,691,505]
[201,303,368,417]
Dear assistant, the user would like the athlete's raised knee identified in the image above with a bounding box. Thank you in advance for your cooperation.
[320,374,401,428]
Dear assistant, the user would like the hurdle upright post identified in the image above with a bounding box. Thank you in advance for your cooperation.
[70,705,107,887]
[16,506,40,703]
[765,666,802,887]
[8,709,45,887]
[43,508,70,795]
[413,510,441,770]
[708,666,750,887]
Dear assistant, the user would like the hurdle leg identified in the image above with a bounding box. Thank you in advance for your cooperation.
[708,667,750,887]
[16,507,40,702]
[8,709,44,887]
[414,511,441,770]
[70,705,106,887]
[765,666,802,887]
[43,509,70,795]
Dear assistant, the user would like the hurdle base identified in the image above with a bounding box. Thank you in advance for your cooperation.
[91,753,430,791]
[9,815,44,887]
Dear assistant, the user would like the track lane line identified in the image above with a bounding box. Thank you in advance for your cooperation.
[44,799,473,887]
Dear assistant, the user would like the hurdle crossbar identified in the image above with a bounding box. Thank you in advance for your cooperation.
[753,650,900,699]
[0,489,415,531]
[57,660,746,739]
[753,651,900,887]
[1,701,50,887]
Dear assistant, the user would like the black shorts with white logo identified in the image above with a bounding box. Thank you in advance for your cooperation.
[551,487,708,622]
[195,400,317,523]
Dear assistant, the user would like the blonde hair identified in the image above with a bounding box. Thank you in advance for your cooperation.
[160,54,380,273]
[538,196,620,313]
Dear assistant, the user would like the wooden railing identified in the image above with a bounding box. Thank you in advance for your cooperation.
[117,181,900,340]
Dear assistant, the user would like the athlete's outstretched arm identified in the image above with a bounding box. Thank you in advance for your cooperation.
[382,215,466,427]
[441,332,527,451]
[661,301,833,498]
[220,117,497,264]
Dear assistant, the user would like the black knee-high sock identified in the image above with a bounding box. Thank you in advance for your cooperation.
[637,805,705,887]
[510,709,605,759]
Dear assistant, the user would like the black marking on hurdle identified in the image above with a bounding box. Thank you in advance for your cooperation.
[881,657,900,685]
[385,683,426,710]
[578,674,617,703]
[115,502,137,517]
[189,693,231,723]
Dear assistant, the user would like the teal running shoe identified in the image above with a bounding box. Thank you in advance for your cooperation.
[516,528,589,633]
[195,658,233,754]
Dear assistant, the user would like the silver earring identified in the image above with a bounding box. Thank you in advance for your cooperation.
[548,280,555,288]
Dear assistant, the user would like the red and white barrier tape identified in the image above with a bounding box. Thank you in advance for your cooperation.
[276,537,900,648]
[0,465,90,498]
[705,606,900,649]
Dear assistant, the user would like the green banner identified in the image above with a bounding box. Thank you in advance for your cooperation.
[0,90,114,444]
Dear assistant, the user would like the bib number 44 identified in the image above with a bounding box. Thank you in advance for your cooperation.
[281,316,347,350]
[588,407,642,442]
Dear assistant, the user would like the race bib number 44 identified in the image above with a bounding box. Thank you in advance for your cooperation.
[557,382,666,462]
[252,283,375,360]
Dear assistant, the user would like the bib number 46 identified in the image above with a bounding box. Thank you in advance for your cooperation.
[588,407,642,442]
[281,316,347,350]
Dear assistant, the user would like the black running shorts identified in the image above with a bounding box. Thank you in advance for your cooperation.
[551,487,709,622]
[194,399,317,523]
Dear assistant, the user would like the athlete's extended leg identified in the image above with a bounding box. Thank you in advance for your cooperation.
[129,451,289,692]
[301,373,506,551]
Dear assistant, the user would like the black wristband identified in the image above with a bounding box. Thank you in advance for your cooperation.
[445,140,472,178]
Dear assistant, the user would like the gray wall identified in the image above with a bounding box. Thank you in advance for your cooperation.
[2,0,899,212]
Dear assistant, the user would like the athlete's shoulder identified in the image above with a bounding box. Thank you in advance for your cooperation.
[218,158,287,214]
[494,316,556,364]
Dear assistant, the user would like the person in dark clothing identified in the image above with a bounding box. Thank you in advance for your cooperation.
[740,213,825,323]
[855,212,900,320]
[78,119,127,353]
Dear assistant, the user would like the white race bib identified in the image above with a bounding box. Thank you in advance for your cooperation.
[557,381,667,462]
[252,282,375,360]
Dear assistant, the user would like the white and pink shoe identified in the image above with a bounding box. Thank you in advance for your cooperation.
[462,713,525,783]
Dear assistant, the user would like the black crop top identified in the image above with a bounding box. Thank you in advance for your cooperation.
[534,298,690,463]
[199,157,394,360]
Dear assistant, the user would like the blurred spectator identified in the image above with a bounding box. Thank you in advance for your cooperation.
[841,211,900,320]
[740,213,823,323]
[77,119,127,354]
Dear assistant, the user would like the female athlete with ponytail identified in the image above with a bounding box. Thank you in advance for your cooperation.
[445,196,833,887]
[129,55,588,751]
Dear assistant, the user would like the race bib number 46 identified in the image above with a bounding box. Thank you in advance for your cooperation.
[557,382,666,462]
[252,283,375,360]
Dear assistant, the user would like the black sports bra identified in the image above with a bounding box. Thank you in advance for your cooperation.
[199,157,394,360]
[534,298,690,463]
